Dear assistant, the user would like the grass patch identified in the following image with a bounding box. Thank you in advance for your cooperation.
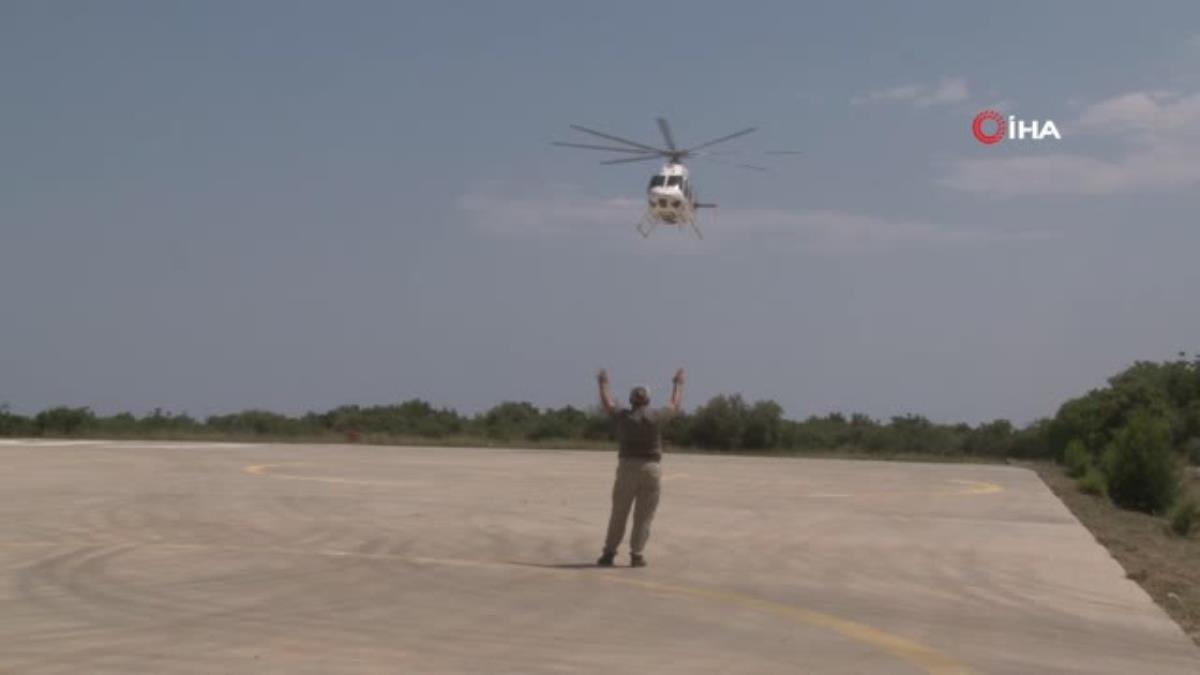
[1075,467,1107,497]
[1063,439,1091,478]
[1170,498,1198,538]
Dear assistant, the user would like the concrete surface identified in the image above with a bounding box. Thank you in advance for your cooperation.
[1,440,1197,674]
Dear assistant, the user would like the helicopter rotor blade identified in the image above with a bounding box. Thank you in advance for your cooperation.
[694,153,768,172]
[568,124,664,154]
[599,154,664,165]
[656,117,678,152]
[705,149,803,157]
[551,141,658,154]
[686,126,759,152]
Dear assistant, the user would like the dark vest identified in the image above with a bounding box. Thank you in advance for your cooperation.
[616,407,668,460]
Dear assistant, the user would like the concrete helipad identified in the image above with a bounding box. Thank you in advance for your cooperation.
[1,440,1197,674]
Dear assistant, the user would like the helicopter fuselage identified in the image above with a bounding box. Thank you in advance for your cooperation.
[645,162,695,226]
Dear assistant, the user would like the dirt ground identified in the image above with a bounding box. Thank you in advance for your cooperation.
[1029,461,1200,646]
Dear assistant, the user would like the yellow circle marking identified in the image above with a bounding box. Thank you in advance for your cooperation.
[235,462,991,671]
[2,538,977,674]
[245,463,695,486]
[243,464,999,498]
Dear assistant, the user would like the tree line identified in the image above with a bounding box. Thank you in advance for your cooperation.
[0,397,1046,458]
[3,354,1198,516]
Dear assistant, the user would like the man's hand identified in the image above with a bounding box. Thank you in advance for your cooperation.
[597,368,617,416]
[669,368,685,412]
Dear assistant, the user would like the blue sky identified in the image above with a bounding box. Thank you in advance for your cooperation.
[3,1,1200,424]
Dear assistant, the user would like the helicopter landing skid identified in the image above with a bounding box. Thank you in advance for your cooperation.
[637,211,703,239]
[636,212,657,238]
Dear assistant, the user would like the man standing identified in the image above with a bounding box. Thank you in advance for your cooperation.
[595,367,685,568]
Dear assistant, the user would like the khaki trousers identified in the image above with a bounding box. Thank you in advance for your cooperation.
[603,458,662,556]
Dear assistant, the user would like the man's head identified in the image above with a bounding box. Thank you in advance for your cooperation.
[629,386,650,408]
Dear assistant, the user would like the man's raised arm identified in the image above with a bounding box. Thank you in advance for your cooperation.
[597,368,619,416]
[669,368,685,413]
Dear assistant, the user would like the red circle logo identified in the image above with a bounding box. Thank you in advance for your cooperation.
[972,110,1005,145]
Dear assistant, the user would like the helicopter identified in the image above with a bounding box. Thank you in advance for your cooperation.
[553,117,789,239]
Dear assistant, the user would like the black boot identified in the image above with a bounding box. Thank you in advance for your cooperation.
[630,554,646,568]
[597,551,615,567]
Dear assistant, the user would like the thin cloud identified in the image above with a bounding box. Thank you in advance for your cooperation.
[458,183,642,238]
[940,90,1200,196]
[853,77,969,108]
[459,184,1043,252]
[715,207,1049,252]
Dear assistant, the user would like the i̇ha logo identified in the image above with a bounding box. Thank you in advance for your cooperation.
[972,110,1060,145]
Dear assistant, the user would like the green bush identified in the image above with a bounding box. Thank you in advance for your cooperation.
[1063,439,1091,478]
[1076,467,1108,497]
[1185,437,1200,466]
[742,401,784,450]
[33,406,96,436]
[1103,412,1182,514]
[1169,498,1198,537]
[962,419,1015,456]
[206,410,298,436]
[1008,418,1053,459]
[0,404,31,436]
[479,401,540,441]
[1046,357,1200,459]
[690,395,748,450]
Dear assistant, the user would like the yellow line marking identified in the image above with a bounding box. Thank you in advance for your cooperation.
[949,479,1004,495]
[808,479,1003,499]
[609,576,977,675]
[1,538,977,674]
[241,464,416,487]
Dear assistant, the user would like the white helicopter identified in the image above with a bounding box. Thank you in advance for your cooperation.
[554,117,785,239]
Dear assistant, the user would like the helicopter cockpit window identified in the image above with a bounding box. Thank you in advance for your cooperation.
[666,176,683,187]
[649,176,667,188]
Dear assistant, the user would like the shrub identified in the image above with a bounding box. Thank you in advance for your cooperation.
[33,406,96,436]
[962,419,1015,456]
[1103,412,1182,514]
[662,413,693,448]
[1185,437,1200,466]
[479,401,540,441]
[1169,498,1198,537]
[205,410,297,436]
[742,401,784,450]
[0,404,31,436]
[690,395,748,450]
[885,414,958,455]
[1008,418,1053,459]
[1063,439,1091,478]
[1076,467,1108,497]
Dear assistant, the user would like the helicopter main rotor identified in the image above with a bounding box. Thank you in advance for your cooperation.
[553,117,769,170]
